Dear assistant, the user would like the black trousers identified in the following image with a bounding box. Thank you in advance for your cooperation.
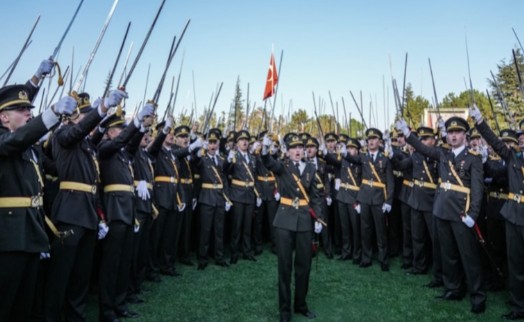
[99,222,134,319]
[361,203,388,265]
[0,251,40,322]
[275,227,312,319]
[388,198,402,256]
[155,207,182,270]
[129,211,152,294]
[436,218,486,306]
[348,204,361,262]
[506,221,524,313]
[319,202,332,257]
[230,202,254,258]
[178,202,193,261]
[337,201,353,258]
[254,199,278,252]
[400,201,413,266]
[44,224,96,322]
[198,204,225,264]
[411,209,433,273]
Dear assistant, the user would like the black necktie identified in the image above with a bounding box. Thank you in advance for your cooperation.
[214,156,218,166]
[295,162,300,173]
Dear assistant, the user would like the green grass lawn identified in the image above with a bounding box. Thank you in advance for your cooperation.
[86,248,509,321]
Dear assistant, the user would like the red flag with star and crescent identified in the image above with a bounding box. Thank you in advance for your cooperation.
[263,53,278,100]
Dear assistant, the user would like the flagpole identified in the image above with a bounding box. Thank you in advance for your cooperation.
[270,50,284,134]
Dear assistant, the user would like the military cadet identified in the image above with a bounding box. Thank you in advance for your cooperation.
[397,116,486,314]
[305,135,333,259]
[43,90,125,321]
[254,131,280,255]
[171,125,203,267]
[0,77,76,321]
[97,102,154,322]
[324,137,362,264]
[146,117,186,279]
[390,131,407,260]
[323,132,339,257]
[339,128,395,271]
[225,130,261,263]
[261,133,324,322]
[195,128,231,269]
[471,106,524,319]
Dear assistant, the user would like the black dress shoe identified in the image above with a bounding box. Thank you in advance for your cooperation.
[381,263,389,272]
[126,294,145,304]
[280,312,291,322]
[161,268,181,277]
[216,261,229,267]
[295,309,316,319]
[337,255,350,261]
[115,309,139,318]
[179,259,194,266]
[145,274,161,283]
[424,280,443,288]
[254,249,263,256]
[359,262,371,268]
[471,302,486,314]
[502,311,524,320]
[242,254,257,262]
[400,263,412,269]
[197,263,208,270]
[230,256,238,264]
[352,259,360,265]
[435,291,464,301]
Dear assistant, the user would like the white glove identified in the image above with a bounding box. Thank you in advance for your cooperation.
[395,119,410,137]
[469,104,483,123]
[189,137,204,152]
[227,150,236,163]
[92,97,102,109]
[326,197,332,206]
[270,143,278,155]
[178,203,186,212]
[163,116,174,134]
[334,178,341,191]
[203,140,209,150]
[274,191,281,201]
[339,144,347,157]
[480,146,488,164]
[262,135,272,148]
[462,214,475,228]
[40,252,51,260]
[484,177,493,184]
[354,203,361,214]
[319,144,327,156]
[437,117,447,137]
[256,197,262,208]
[383,130,390,141]
[314,221,323,234]
[225,201,232,212]
[104,89,128,108]
[136,102,155,123]
[382,203,392,213]
[135,180,150,201]
[134,223,140,233]
[192,198,198,210]
[35,58,54,78]
[53,96,77,115]
[98,221,109,240]
[251,141,261,154]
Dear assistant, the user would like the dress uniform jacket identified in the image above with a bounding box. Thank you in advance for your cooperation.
[255,154,277,201]
[51,108,103,230]
[197,153,229,207]
[132,142,155,218]
[172,145,194,202]
[98,122,142,225]
[324,153,361,205]
[226,150,257,204]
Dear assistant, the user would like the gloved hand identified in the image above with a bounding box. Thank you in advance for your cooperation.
[469,104,483,123]
[480,146,488,164]
[35,58,54,78]
[53,96,77,115]
[98,221,109,240]
[227,150,236,163]
[319,144,327,156]
[163,116,174,134]
[270,142,279,155]
[136,102,155,124]
[225,201,232,212]
[326,197,332,206]
[177,203,186,212]
[484,177,493,184]
[314,221,323,234]
[192,198,198,210]
[462,214,475,228]
[262,135,272,148]
[189,137,204,152]
[382,203,392,213]
[104,89,128,108]
[339,143,347,157]
[251,141,261,154]
[274,191,281,201]
[134,223,140,233]
[203,140,209,150]
[437,117,447,137]
[385,143,394,159]
[92,97,102,109]
[395,118,410,137]
[135,180,150,201]
[334,178,341,191]
[40,252,51,260]
[383,130,390,141]
[354,203,361,214]
[256,197,262,208]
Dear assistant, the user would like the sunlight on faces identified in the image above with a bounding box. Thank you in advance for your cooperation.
[164,131,174,146]
[287,145,304,162]
[367,137,380,151]
[107,126,123,140]
[207,140,219,155]
[0,107,32,132]
[348,146,358,156]
[326,140,336,151]
[421,136,436,147]
[469,137,481,148]
[447,129,467,148]
[306,145,317,158]
[175,134,189,147]
[140,132,151,147]
[397,136,406,146]
[237,138,249,152]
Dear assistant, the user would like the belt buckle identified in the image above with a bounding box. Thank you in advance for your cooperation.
[416,180,422,188]
[367,179,373,187]
[515,194,522,203]
[443,182,451,191]
[171,177,176,183]
[31,196,40,207]
[91,185,97,194]
[292,197,300,209]
[213,183,218,189]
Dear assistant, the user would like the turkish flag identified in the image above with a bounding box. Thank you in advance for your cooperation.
[263,53,278,100]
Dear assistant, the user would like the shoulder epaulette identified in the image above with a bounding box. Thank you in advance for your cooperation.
[488,154,501,161]
[468,149,480,156]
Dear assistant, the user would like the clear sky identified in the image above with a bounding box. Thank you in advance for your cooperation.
[2,0,524,130]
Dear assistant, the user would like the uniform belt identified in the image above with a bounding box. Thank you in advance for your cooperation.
[179,178,193,184]
[194,174,201,180]
[155,176,177,184]
[45,174,58,182]
[133,181,153,190]
[439,182,470,194]
[280,197,308,209]
[393,170,403,178]
[60,181,97,194]
[201,183,224,189]
[103,184,134,193]
[257,176,275,182]
[413,179,437,190]
[0,196,44,208]
[340,182,360,191]
[489,191,508,200]
[402,179,414,188]
[231,179,254,187]
[361,179,386,189]
[508,192,523,203]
